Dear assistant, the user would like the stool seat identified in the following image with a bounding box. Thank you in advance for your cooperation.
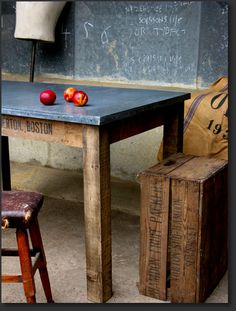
[2,191,43,229]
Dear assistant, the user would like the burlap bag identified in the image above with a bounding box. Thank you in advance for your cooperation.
[158,77,228,161]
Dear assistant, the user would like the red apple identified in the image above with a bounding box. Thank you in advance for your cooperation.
[40,89,56,105]
[63,87,78,102]
[73,90,88,107]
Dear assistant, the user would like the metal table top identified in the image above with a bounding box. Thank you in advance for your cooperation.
[2,81,190,125]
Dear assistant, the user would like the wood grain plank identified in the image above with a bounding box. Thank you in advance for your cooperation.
[108,109,165,144]
[170,179,199,303]
[1,275,22,283]
[139,174,170,300]
[163,101,184,159]
[197,169,228,302]
[138,153,194,301]
[169,157,228,303]
[82,125,112,303]
[2,115,83,148]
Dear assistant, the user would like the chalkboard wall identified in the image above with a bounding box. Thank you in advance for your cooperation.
[2,1,228,88]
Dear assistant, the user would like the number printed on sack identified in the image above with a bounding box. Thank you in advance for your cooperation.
[222,129,228,140]
[207,119,228,140]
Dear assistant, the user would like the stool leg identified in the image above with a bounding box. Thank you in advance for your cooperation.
[16,228,36,303]
[29,219,54,303]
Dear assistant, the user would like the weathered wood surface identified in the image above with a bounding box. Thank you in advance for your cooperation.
[2,115,83,147]
[170,156,228,303]
[138,154,228,303]
[108,109,165,144]
[163,102,184,159]
[138,154,193,300]
[170,178,200,302]
[139,174,170,300]
[196,167,228,302]
[82,125,112,303]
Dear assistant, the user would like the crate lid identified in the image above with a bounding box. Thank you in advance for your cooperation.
[137,153,228,183]
[168,156,228,182]
[137,153,194,181]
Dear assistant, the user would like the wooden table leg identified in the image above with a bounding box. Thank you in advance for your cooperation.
[82,125,112,303]
[163,102,184,159]
[1,136,11,190]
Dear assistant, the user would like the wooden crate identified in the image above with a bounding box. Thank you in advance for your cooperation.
[138,153,228,303]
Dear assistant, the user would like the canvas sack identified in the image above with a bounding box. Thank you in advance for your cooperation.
[158,77,228,161]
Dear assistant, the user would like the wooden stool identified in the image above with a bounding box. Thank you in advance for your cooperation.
[1,191,54,303]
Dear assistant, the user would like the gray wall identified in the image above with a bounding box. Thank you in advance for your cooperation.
[1,1,228,181]
[2,1,228,88]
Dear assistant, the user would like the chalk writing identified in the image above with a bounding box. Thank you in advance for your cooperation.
[130,25,186,38]
[153,27,186,36]
[101,26,112,45]
[138,14,183,26]
[221,4,228,15]
[73,1,227,87]
[125,2,194,14]
[164,1,194,13]
[136,53,182,66]
[220,34,228,50]
[125,3,163,14]
[123,52,187,77]
[84,21,94,39]
[139,15,168,25]
[83,22,112,45]
[60,24,71,49]
[133,26,146,37]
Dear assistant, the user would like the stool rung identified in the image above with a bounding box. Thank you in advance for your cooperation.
[2,248,38,257]
[2,275,22,283]
[1,250,41,282]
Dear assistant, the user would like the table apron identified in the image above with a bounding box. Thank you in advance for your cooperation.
[2,113,164,148]
[108,109,165,144]
[1,115,83,148]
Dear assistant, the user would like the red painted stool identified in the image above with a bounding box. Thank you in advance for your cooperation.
[1,191,54,303]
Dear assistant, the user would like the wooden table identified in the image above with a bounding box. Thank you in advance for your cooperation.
[1,80,190,302]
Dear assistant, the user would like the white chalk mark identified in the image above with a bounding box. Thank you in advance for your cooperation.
[84,22,94,39]
[61,24,71,49]
[101,26,111,45]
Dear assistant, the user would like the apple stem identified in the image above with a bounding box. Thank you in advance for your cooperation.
[30,40,37,83]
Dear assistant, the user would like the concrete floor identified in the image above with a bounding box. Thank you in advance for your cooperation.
[1,162,228,303]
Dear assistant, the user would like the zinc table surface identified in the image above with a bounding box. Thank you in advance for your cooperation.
[2,81,190,126]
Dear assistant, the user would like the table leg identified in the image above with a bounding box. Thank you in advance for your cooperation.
[163,102,184,159]
[82,125,112,303]
[1,136,11,190]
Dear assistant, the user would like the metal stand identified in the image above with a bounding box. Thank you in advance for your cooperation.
[1,136,11,191]
[29,40,37,82]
